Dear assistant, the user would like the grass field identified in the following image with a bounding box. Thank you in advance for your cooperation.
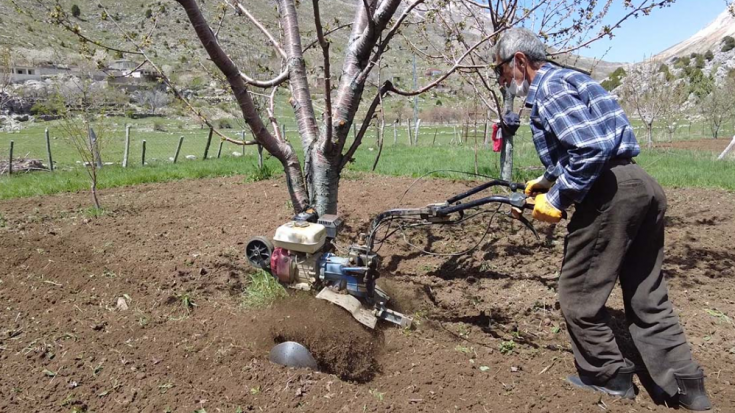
[1,116,734,200]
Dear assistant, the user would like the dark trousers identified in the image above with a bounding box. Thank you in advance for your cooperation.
[558,163,701,397]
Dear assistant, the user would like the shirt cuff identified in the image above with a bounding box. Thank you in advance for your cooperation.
[543,163,562,182]
[545,185,573,211]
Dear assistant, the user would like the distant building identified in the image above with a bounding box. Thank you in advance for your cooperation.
[107,60,163,91]
[4,63,72,83]
[424,68,443,78]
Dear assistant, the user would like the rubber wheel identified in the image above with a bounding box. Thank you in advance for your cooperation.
[245,236,274,269]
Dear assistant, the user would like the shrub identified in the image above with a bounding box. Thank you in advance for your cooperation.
[722,36,735,53]
[145,9,152,19]
[601,66,627,91]
[704,50,714,61]
[218,119,233,129]
[153,120,166,132]
[694,55,705,69]
[71,4,81,18]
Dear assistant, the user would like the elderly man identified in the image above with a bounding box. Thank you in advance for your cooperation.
[493,28,711,411]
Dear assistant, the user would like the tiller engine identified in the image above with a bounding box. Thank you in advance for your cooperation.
[245,212,412,329]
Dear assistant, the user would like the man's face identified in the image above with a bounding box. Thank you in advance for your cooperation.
[494,52,520,87]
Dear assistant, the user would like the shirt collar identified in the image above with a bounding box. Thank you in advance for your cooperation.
[524,62,555,108]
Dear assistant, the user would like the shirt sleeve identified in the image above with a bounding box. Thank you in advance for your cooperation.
[538,78,618,210]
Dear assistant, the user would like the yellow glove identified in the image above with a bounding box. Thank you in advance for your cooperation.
[532,194,563,223]
[524,175,554,196]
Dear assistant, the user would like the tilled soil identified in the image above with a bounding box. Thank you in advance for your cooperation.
[1,174,734,412]
[655,138,733,153]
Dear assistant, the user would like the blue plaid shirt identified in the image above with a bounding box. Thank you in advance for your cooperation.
[525,63,640,210]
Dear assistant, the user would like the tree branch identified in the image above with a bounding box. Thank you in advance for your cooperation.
[277,0,320,151]
[312,0,333,146]
[241,69,289,88]
[175,0,308,210]
[302,23,354,52]
[228,0,288,59]
[339,82,391,171]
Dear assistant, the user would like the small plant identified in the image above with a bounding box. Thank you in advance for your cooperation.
[178,292,196,312]
[454,344,472,354]
[82,206,106,219]
[246,163,275,182]
[0,213,6,228]
[499,340,515,355]
[705,309,731,324]
[242,270,287,308]
[250,386,261,395]
[369,389,385,402]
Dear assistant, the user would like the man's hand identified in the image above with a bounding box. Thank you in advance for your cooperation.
[524,175,553,196]
[532,194,563,224]
[502,112,521,135]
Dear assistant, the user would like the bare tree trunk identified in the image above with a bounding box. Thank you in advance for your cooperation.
[91,181,101,210]
[372,118,385,171]
[647,123,653,148]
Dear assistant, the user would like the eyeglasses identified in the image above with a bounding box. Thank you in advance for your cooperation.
[492,55,514,78]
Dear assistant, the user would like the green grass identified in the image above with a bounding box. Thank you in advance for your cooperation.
[1,117,734,201]
[242,270,288,309]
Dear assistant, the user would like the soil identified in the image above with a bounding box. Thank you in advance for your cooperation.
[655,137,734,153]
[1,174,734,412]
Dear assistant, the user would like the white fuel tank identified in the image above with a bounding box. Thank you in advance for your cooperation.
[273,221,327,254]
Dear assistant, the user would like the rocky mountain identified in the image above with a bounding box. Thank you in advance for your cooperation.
[655,8,735,61]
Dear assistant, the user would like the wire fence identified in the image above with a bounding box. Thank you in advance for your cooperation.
[1,117,733,175]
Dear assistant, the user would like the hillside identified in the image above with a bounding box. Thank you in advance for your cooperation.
[655,8,735,61]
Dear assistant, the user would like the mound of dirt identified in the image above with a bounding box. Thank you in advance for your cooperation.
[261,294,383,382]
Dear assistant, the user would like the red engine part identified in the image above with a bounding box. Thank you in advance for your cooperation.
[270,247,295,283]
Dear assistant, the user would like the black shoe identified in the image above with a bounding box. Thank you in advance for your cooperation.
[567,361,637,400]
[675,372,712,411]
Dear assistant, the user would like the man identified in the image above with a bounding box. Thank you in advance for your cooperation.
[493,28,711,411]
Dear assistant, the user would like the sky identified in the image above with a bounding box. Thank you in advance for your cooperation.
[574,0,726,63]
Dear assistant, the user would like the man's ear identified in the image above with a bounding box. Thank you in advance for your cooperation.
[513,51,527,69]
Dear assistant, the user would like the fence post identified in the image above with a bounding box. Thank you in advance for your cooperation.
[413,119,421,145]
[173,136,184,163]
[393,122,397,145]
[203,127,213,160]
[407,119,412,145]
[717,135,735,160]
[217,140,223,158]
[141,140,147,166]
[8,140,13,175]
[257,144,264,169]
[281,124,287,141]
[45,128,54,171]
[123,125,131,168]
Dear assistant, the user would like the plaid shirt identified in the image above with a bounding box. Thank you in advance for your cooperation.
[525,63,640,210]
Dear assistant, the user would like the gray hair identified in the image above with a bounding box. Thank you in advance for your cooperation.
[496,27,547,64]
